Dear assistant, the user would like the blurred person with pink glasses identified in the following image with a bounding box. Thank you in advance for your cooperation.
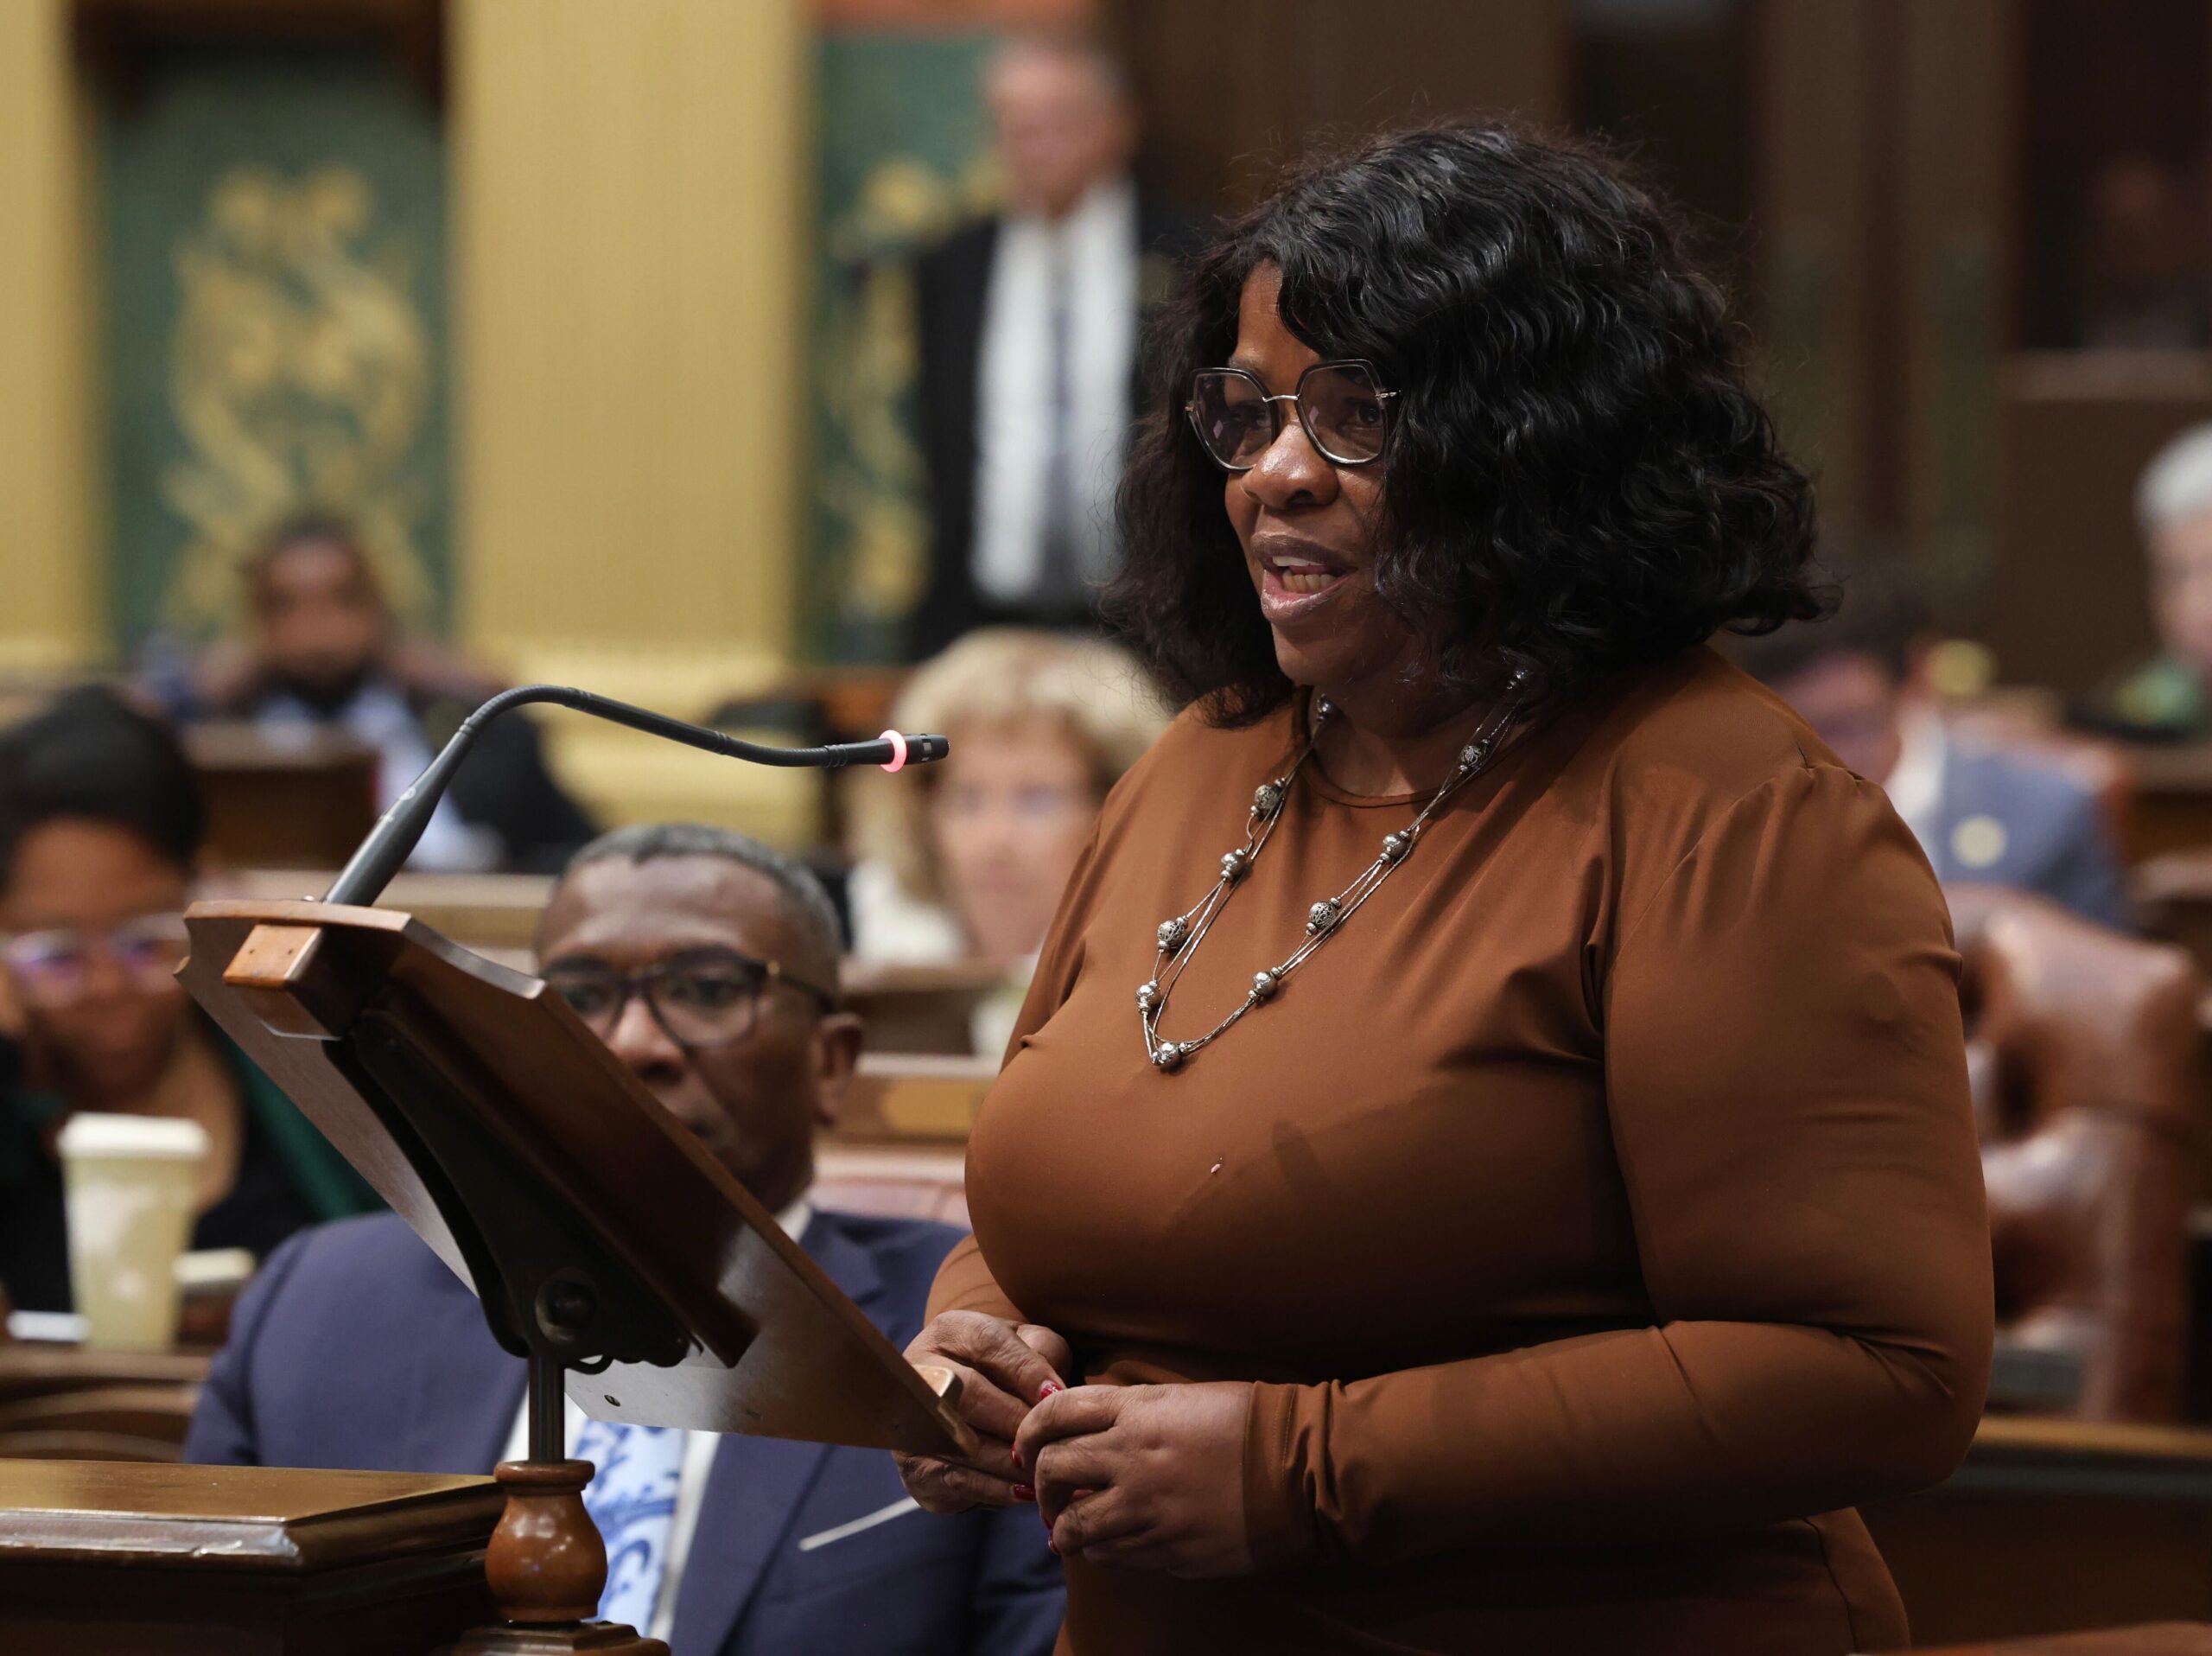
[0,687,374,1314]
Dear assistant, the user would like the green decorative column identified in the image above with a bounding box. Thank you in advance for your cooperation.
[807,29,997,665]
[100,46,449,653]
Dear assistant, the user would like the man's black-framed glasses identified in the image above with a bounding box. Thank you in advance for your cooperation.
[1185,360,1398,472]
[543,947,836,1050]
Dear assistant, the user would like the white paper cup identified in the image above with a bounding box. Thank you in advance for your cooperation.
[57,1113,208,1351]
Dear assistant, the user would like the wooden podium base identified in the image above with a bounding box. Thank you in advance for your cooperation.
[441,1461,669,1656]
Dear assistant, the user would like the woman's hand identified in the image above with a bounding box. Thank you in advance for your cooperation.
[894,1310,1072,1513]
[1014,1381,1256,1577]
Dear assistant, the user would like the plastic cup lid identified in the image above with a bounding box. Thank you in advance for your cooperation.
[56,1112,211,1161]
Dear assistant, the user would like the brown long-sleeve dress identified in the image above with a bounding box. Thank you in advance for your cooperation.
[929,646,1994,1655]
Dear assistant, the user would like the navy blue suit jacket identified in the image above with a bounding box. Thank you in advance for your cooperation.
[185,1210,1062,1656]
[1918,742,2132,932]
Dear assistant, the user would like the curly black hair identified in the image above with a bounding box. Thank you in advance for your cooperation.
[1728,548,1925,687]
[1105,122,1828,724]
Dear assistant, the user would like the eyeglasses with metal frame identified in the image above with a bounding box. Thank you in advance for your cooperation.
[1185,359,1399,472]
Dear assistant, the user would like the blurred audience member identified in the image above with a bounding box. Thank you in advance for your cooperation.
[188,823,1064,1655]
[910,35,1196,656]
[153,516,595,872]
[2082,424,2212,736]
[2081,156,2212,349]
[0,688,377,1314]
[849,629,1165,973]
[1734,568,2130,929]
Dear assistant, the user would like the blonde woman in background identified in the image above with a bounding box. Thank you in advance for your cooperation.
[848,632,1166,1039]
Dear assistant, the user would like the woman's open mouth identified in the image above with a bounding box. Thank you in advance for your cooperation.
[1255,543,1352,621]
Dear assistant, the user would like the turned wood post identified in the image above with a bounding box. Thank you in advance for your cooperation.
[483,1459,607,1625]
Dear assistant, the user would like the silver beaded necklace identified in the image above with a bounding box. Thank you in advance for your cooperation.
[1138,674,1527,1072]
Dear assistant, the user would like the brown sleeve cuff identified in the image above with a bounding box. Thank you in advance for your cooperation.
[1243,1380,1322,1572]
[925,1232,1026,1323]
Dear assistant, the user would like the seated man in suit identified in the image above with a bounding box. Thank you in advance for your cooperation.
[1734,560,2131,930]
[185,823,1063,1656]
[148,514,596,872]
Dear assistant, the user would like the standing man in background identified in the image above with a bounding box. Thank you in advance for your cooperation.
[910,35,1195,657]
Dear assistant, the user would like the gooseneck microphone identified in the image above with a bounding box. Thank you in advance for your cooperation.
[322,684,948,908]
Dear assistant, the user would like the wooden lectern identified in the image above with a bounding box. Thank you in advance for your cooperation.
[178,897,971,1654]
[0,1460,502,1654]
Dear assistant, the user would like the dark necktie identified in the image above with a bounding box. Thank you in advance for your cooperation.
[1033,236,1083,609]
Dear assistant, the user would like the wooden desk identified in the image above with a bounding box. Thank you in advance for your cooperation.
[0,1460,499,1653]
[815,1143,969,1227]
[0,1348,211,1463]
[2136,850,2212,974]
[1923,1626,2212,1654]
[842,959,1018,1056]
[2126,746,2212,864]
[813,1053,989,1226]
[1920,1621,2212,1646]
[184,724,378,870]
[1864,1416,2212,1646]
[0,1345,209,1407]
[839,1053,996,1143]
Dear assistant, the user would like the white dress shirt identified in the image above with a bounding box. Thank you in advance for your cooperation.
[499,1194,813,1641]
[973,176,1140,604]
[1883,706,1948,859]
[255,680,500,872]
[844,857,967,966]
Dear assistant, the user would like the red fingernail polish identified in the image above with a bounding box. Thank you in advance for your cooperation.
[1011,1482,1035,1501]
[1038,1379,1064,1400]
[1011,1443,1024,1469]
[1047,1536,1061,1555]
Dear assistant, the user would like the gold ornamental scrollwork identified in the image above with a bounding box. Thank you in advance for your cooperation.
[817,152,996,627]
[162,163,435,632]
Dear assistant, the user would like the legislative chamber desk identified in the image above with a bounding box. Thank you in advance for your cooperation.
[2125,743,2212,863]
[0,1345,210,1408]
[1924,1628,2212,1654]
[1866,1416,2212,1646]
[183,723,379,870]
[0,1460,499,1653]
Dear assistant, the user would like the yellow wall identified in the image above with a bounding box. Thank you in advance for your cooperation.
[451,0,817,843]
[0,2,820,842]
[0,0,99,673]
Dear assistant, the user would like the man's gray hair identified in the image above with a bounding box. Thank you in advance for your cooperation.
[563,822,843,984]
[988,33,1131,104]
[2139,423,2212,533]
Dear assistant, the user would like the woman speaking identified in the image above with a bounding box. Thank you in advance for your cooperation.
[895,124,1992,1654]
